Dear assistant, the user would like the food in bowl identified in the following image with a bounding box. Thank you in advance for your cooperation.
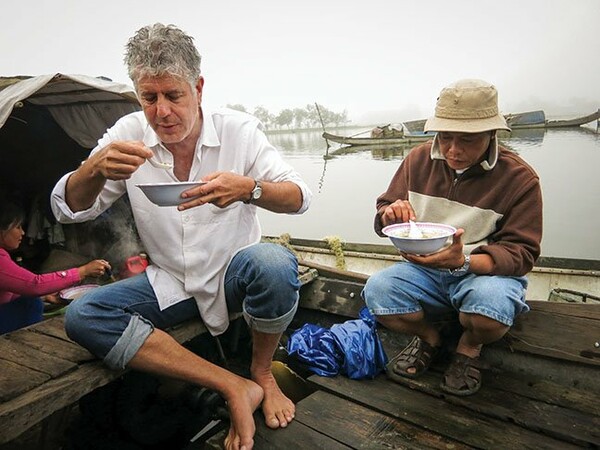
[136,181,206,207]
[59,284,100,302]
[382,222,457,255]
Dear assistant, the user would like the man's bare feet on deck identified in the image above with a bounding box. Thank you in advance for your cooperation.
[252,366,295,429]
[223,377,264,450]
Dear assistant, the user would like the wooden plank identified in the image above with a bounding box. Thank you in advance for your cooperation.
[0,337,77,378]
[384,370,599,447]
[483,369,600,417]
[298,259,370,283]
[508,310,600,365]
[309,374,581,449]
[207,417,353,450]
[295,390,471,449]
[0,362,125,444]
[254,416,352,449]
[0,360,50,403]
[5,330,94,363]
[27,317,71,341]
[528,300,600,320]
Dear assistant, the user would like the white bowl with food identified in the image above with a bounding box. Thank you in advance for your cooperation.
[136,181,206,207]
[382,222,457,255]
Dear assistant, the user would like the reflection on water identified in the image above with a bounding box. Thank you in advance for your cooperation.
[328,143,414,160]
[317,157,328,193]
[261,127,600,261]
[498,128,546,150]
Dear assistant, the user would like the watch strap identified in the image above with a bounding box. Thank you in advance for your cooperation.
[449,254,470,276]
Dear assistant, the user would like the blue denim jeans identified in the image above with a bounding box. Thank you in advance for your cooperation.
[362,262,529,327]
[65,243,300,369]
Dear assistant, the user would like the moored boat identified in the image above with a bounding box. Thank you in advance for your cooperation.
[322,130,433,147]
[545,108,600,128]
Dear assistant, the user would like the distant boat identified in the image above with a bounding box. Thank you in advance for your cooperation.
[402,118,428,135]
[504,110,546,129]
[506,109,600,129]
[544,109,600,128]
[322,130,432,147]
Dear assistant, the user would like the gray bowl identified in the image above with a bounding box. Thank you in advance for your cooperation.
[382,222,457,254]
[136,181,206,207]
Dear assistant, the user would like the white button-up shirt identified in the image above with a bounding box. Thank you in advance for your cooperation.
[51,108,312,335]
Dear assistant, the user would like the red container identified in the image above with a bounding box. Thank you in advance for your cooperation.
[121,254,149,278]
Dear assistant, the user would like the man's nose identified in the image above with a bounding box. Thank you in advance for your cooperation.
[447,138,461,154]
[156,97,171,117]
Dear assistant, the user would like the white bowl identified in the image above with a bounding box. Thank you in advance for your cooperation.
[382,222,457,255]
[136,181,206,207]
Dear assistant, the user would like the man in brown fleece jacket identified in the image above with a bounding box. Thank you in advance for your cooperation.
[362,79,543,396]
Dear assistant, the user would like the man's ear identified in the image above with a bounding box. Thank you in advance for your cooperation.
[196,77,205,103]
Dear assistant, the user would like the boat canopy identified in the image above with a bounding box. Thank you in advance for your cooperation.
[0,73,141,203]
[0,73,140,148]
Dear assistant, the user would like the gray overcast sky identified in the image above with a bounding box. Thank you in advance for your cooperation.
[1,0,599,123]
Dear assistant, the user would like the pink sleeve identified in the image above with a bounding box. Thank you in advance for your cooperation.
[0,250,81,303]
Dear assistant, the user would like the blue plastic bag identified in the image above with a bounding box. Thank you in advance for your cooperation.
[286,307,388,379]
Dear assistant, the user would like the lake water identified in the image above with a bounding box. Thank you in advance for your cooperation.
[258,126,600,261]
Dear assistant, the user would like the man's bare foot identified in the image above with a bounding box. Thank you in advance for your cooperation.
[223,377,264,450]
[252,366,295,429]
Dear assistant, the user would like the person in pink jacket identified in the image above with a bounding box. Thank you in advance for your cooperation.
[0,201,110,334]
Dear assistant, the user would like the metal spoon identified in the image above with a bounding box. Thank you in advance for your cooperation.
[147,157,173,170]
[408,219,424,239]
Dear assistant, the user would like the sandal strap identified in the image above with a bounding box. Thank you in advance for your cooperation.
[393,336,439,375]
[442,353,482,393]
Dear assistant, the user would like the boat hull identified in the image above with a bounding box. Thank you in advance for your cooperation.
[322,131,432,146]
[266,236,600,303]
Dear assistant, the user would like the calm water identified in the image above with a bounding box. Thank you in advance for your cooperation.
[258,126,600,261]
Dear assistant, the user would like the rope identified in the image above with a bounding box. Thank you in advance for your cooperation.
[323,235,346,271]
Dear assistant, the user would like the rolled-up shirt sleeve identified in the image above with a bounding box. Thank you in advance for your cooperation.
[51,168,127,224]
[248,126,312,214]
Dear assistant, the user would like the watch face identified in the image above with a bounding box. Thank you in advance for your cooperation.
[252,181,262,200]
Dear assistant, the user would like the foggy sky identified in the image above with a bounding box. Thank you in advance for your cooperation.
[2,0,598,123]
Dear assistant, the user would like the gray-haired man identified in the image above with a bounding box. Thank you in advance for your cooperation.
[52,23,312,450]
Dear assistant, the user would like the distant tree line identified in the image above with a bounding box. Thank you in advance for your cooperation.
[225,103,350,130]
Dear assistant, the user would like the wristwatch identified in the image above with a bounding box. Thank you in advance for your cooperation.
[244,180,263,204]
[449,254,470,276]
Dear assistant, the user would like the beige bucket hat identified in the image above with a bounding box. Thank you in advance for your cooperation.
[424,79,510,133]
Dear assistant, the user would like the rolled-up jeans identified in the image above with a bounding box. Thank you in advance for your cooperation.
[362,261,529,327]
[65,243,300,369]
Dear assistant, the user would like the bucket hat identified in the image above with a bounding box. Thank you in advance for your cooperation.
[424,79,510,133]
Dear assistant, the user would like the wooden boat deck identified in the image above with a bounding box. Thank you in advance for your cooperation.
[246,334,600,449]
[2,263,598,449]
[249,358,600,447]
[0,314,212,446]
[241,263,600,449]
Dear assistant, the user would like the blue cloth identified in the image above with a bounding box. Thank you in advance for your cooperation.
[0,296,44,334]
[286,307,388,379]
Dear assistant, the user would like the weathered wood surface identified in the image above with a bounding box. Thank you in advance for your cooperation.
[238,330,599,449]
[308,373,592,449]
[247,270,599,449]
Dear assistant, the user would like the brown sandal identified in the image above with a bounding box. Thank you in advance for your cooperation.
[386,336,439,381]
[440,353,482,396]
